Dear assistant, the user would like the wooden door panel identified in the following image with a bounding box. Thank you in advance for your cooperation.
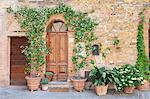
[59,65,67,73]
[48,34,57,64]
[11,66,25,73]
[11,74,26,80]
[11,60,26,65]
[11,55,26,60]
[47,32,68,81]
[10,37,27,85]
[46,66,58,73]
[58,34,67,63]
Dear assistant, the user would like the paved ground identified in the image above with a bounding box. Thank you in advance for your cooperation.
[0,86,150,99]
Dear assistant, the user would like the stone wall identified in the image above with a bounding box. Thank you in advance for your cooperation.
[0,0,149,86]
[66,0,150,67]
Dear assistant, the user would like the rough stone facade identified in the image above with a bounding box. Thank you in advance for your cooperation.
[0,0,149,86]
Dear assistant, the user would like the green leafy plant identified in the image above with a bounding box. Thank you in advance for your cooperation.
[89,66,110,86]
[41,78,49,85]
[45,71,54,76]
[7,4,98,77]
[108,67,122,91]
[112,37,120,49]
[6,7,13,13]
[136,8,150,81]
[113,64,144,91]
[112,37,119,46]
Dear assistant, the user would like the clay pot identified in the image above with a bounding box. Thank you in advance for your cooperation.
[137,80,150,91]
[95,85,108,95]
[124,86,135,94]
[41,84,49,91]
[25,76,41,92]
[71,78,87,92]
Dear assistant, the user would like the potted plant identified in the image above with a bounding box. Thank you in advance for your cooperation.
[118,64,144,94]
[136,71,150,91]
[70,58,87,92]
[45,71,54,81]
[71,43,88,92]
[23,42,49,92]
[137,80,150,91]
[89,66,110,95]
[22,32,50,92]
[41,78,49,91]
[108,67,123,92]
[6,5,51,92]
[109,65,144,93]
[25,74,41,92]
[23,38,50,92]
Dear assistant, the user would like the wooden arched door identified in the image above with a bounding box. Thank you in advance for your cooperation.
[46,21,68,81]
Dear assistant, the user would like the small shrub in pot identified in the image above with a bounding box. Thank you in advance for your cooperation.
[114,64,144,94]
[89,66,110,95]
[41,78,49,91]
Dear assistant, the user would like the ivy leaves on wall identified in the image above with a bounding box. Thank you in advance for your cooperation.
[7,4,98,74]
[136,9,150,80]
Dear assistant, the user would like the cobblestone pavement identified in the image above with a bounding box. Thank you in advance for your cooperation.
[0,86,150,99]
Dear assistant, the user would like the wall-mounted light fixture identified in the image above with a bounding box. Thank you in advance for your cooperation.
[92,44,99,56]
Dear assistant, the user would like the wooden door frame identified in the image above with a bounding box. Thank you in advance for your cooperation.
[10,37,27,85]
[7,33,26,86]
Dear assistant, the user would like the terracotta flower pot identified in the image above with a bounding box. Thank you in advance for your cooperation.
[71,78,87,92]
[124,86,135,94]
[95,85,108,95]
[25,76,41,92]
[137,80,150,91]
[41,84,49,91]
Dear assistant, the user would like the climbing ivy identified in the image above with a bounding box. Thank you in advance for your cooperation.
[136,9,150,80]
[7,4,98,76]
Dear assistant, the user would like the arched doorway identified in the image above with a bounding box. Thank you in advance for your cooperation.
[46,20,68,81]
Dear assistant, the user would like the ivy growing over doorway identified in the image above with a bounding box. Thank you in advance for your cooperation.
[7,4,98,74]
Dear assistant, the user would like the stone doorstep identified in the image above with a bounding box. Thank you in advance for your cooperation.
[48,81,70,85]
[48,81,71,92]
[48,87,69,92]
